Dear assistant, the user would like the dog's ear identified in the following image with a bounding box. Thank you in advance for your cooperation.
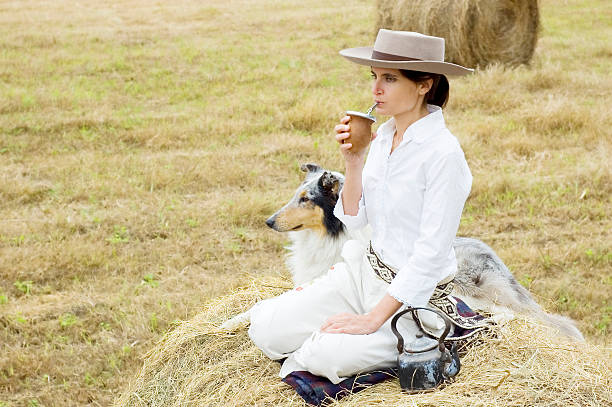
[300,163,321,173]
[319,171,340,195]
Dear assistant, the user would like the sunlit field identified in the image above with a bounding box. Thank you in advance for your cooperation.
[1,0,610,405]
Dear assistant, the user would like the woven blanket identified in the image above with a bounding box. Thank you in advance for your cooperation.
[283,368,398,406]
[282,296,491,406]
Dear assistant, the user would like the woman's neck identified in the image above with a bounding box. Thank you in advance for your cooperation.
[393,104,430,143]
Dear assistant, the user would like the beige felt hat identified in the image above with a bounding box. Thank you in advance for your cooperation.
[339,29,473,76]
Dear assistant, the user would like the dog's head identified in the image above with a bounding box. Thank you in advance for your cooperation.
[265,163,345,237]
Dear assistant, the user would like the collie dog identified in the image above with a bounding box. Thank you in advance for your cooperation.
[221,163,583,340]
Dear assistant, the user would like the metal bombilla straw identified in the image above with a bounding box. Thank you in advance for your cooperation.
[366,102,379,116]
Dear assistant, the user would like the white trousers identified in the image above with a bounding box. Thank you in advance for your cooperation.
[248,240,438,384]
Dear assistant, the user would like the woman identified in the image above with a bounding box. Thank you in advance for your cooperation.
[249,29,474,384]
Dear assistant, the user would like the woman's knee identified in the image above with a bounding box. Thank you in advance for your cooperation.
[248,301,277,349]
[248,298,296,358]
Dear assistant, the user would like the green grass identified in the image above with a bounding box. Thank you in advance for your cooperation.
[0,0,611,405]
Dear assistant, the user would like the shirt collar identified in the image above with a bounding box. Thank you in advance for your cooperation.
[376,104,446,145]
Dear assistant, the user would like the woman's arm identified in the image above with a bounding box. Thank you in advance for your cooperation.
[387,151,472,306]
[341,159,365,216]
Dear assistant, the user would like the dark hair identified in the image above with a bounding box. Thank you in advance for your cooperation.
[399,70,449,108]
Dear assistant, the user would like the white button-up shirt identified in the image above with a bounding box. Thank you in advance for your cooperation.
[333,105,472,306]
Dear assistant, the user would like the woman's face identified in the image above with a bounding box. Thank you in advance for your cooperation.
[370,67,430,116]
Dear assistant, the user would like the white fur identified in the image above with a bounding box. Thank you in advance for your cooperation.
[285,230,347,286]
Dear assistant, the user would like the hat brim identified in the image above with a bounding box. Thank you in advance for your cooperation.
[339,47,473,76]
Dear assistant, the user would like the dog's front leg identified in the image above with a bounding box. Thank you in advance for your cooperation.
[219,308,252,331]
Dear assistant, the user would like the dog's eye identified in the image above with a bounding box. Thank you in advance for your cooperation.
[299,196,308,204]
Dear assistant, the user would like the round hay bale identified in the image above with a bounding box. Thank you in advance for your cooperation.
[114,276,612,407]
[376,0,540,68]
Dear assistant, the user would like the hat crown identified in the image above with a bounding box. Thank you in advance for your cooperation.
[373,29,445,62]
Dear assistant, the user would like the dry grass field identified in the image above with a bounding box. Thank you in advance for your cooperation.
[0,0,610,405]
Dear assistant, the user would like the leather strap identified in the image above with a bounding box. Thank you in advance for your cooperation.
[371,50,423,62]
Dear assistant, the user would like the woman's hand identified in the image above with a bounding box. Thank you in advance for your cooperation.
[334,116,377,166]
[320,312,381,335]
[320,295,401,335]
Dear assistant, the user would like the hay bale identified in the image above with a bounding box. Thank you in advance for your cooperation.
[115,276,611,407]
[376,0,540,68]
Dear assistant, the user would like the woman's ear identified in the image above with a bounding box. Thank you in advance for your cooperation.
[418,78,434,96]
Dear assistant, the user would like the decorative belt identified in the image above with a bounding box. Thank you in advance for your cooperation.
[366,241,399,284]
[366,241,454,292]
[365,241,494,342]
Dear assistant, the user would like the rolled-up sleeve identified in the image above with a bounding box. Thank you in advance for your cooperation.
[333,187,369,231]
[387,151,472,306]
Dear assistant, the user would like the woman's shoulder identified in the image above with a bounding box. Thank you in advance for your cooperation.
[426,127,465,157]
